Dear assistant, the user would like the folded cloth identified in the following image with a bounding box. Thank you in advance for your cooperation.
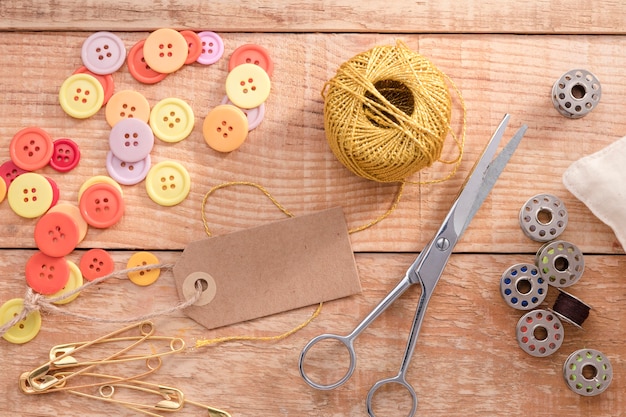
[563,135,626,249]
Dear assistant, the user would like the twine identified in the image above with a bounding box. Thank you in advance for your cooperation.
[323,40,465,184]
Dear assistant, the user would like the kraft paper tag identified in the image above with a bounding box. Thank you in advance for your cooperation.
[173,207,362,330]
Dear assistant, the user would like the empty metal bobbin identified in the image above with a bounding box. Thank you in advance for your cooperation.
[536,240,584,288]
[551,69,601,118]
[519,194,568,242]
[516,309,564,357]
[563,348,613,396]
[499,263,547,310]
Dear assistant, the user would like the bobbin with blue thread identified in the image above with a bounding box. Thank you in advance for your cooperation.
[499,263,547,310]
[519,194,568,242]
[536,240,584,288]
[551,69,601,118]
[563,348,613,396]
[516,309,564,357]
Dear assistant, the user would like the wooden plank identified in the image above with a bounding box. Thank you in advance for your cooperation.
[0,32,623,254]
[1,251,623,416]
[1,1,626,34]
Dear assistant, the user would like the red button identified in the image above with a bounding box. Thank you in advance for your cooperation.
[73,66,115,105]
[9,127,55,171]
[180,30,202,64]
[79,248,115,281]
[34,211,80,257]
[127,39,168,85]
[25,251,70,295]
[228,44,273,77]
[46,176,60,208]
[0,160,28,186]
[50,138,81,172]
[79,182,125,228]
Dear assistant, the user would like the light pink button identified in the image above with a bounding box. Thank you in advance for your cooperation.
[108,118,154,163]
[81,32,126,75]
[106,151,151,185]
[196,31,224,65]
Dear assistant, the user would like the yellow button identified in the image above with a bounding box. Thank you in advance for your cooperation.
[143,28,188,74]
[0,177,6,204]
[225,63,271,109]
[0,298,42,344]
[149,97,195,143]
[49,260,83,305]
[7,172,54,218]
[78,175,123,201]
[59,73,105,119]
[127,251,161,286]
[145,161,191,206]
[203,104,249,152]
[105,90,152,127]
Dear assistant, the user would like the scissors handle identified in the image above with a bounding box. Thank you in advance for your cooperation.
[366,374,418,417]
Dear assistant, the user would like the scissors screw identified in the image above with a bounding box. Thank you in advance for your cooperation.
[435,237,450,251]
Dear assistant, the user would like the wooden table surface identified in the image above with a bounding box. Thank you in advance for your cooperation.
[1,2,625,416]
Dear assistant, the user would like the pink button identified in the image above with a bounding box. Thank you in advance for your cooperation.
[106,151,151,185]
[196,31,224,65]
[46,176,60,207]
[0,160,28,186]
[108,118,154,163]
[220,95,266,130]
[81,31,126,75]
[50,138,80,172]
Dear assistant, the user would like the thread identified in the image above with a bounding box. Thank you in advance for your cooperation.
[551,289,591,328]
[323,40,465,184]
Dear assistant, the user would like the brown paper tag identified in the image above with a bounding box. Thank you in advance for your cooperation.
[173,207,361,330]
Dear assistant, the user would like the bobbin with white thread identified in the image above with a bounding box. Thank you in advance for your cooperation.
[551,289,591,329]
[551,69,601,118]
[519,194,568,242]
[499,263,547,310]
[536,240,584,288]
[516,309,564,357]
[563,348,612,396]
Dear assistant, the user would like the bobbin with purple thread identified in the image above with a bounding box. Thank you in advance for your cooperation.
[551,289,591,329]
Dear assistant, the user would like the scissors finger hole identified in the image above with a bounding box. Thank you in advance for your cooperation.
[300,336,354,389]
[368,379,418,417]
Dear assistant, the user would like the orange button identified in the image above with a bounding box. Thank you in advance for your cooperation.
[79,248,115,282]
[25,251,70,295]
[180,30,203,64]
[34,211,80,258]
[143,28,188,74]
[105,90,152,127]
[202,104,249,152]
[48,203,88,243]
[229,43,274,77]
[79,182,125,228]
[9,127,54,171]
[127,251,161,286]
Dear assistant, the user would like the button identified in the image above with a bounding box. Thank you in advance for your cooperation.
[50,138,81,172]
[78,175,123,201]
[46,176,60,208]
[25,251,70,295]
[79,181,125,228]
[229,43,273,77]
[149,97,194,143]
[9,127,54,171]
[202,104,249,152]
[0,298,42,344]
[34,211,80,258]
[108,118,154,163]
[0,160,28,186]
[105,90,151,127]
[143,28,188,74]
[221,95,265,130]
[127,251,161,286]
[180,30,203,64]
[106,151,151,185]
[49,260,83,305]
[145,160,191,206]
[79,248,115,282]
[7,172,54,218]
[73,66,115,105]
[196,31,224,65]
[225,63,271,109]
[48,203,88,243]
[59,73,105,119]
[0,175,6,204]
[127,39,168,85]
[81,31,126,75]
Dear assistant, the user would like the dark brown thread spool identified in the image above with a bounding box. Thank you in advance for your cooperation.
[551,289,591,329]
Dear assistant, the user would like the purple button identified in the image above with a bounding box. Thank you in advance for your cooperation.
[106,151,151,185]
[220,95,265,130]
[108,118,154,163]
[0,160,28,186]
[81,31,126,75]
[196,31,224,65]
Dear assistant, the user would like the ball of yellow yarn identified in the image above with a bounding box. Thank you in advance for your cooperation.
[323,41,454,183]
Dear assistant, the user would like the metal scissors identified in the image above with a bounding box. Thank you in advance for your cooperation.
[299,114,527,416]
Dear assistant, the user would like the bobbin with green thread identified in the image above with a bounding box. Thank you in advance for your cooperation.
[563,348,613,396]
[536,240,584,288]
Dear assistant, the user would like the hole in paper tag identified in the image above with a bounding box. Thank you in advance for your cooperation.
[183,271,217,306]
[173,207,361,330]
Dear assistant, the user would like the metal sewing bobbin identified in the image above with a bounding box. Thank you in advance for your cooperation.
[499,263,547,310]
[536,240,584,288]
[563,348,613,396]
[550,289,591,329]
[516,309,564,357]
[519,194,568,242]
[551,69,601,118]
